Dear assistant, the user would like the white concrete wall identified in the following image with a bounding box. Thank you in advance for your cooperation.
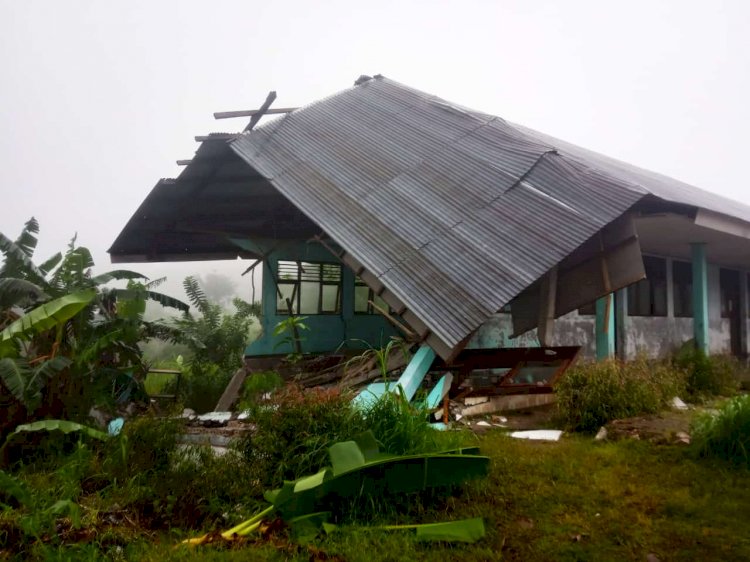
[470,260,742,359]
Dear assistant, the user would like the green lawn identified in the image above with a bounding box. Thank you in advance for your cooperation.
[21,429,750,562]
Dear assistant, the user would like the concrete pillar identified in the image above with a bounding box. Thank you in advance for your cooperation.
[740,270,749,357]
[665,257,675,318]
[615,287,628,360]
[691,243,709,354]
[596,293,615,360]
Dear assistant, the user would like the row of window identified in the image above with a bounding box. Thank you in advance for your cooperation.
[274,259,746,320]
[275,261,386,315]
[579,256,745,318]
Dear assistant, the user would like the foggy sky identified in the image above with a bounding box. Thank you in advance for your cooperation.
[2,0,749,302]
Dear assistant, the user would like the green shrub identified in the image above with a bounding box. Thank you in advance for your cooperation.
[104,415,183,477]
[360,388,444,456]
[673,346,740,399]
[691,394,750,468]
[179,362,234,414]
[101,415,264,529]
[237,384,360,487]
[237,380,455,489]
[237,370,284,410]
[556,357,685,432]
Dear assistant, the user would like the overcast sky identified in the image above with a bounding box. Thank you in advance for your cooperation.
[2,0,749,301]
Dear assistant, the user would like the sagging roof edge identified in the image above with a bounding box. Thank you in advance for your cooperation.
[312,238,459,361]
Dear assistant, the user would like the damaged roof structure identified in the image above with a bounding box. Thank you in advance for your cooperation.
[110,75,750,362]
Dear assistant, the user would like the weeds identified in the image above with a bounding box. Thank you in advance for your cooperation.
[673,345,741,400]
[359,389,447,455]
[556,357,684,432]
[237,384,359,487]
[237,370,284,410]
[691,394,750,468]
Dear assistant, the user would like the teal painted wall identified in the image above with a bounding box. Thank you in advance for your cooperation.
[245,242,400,356]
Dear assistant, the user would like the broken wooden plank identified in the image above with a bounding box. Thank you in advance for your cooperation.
[195,134,237,142]
[214,107,297,119]
[244,91,277,132]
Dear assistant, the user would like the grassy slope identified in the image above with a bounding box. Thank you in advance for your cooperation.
[90,431,750,562]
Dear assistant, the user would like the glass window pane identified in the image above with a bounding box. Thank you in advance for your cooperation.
[277,283,297,314]
[299,281,319,314]
[354,285,370,313]
[321,284,340,313]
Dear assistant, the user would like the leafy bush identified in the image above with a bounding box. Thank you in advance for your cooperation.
[100,415,263,529]
[237,370,284,409]
[691,394,750,468]
[360,388,442,456]
[179,362,233,414]
[171,276,259,413]
[673,346,740,399]
[556,357,685,432]
[237,380,451,488]
[237,384,360,487]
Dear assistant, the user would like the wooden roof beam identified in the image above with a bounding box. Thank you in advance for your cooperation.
[213,107,297,119]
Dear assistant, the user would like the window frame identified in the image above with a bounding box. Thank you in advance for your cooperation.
[672,259,693,318]
[276,261,342,316]
[627,256,668,317]
[354,277,390,315]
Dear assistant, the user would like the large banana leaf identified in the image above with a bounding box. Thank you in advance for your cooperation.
[0,278,48,310]
[4,420,108,448]
[0,356,71,409]
[0,230,45,280]
[265,433,488,520]
[0,289,96,344]
[112,288,189,313]
[184,433,488,547]
[90,270,147,286]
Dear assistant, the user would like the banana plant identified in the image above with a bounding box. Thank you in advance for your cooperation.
[0,219,188,429]
[184,431,489,546]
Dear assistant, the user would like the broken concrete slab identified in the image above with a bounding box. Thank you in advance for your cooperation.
[195,411,233,427]
[510,429,563,441]
[671,396,689,411]
[674,431,691,445]
[461,393,556,417]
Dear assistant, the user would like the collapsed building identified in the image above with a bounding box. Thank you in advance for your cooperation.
[110,76,750,405]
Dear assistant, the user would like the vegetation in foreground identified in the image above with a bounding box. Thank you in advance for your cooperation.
[3,219,749,560]
[556,349,745,433]
[3,423,750,561]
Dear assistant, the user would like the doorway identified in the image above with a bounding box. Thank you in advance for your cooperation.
[720,268,742,356]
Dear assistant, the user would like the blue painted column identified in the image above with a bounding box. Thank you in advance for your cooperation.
[691,243,709,354]
[596,294,615,360]
[614,287,628,360]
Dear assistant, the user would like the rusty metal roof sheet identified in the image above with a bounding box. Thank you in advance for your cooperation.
[231,77,660,358]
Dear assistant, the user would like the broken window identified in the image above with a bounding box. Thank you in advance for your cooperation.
[672,260,693,317]
[354,277,389,314]
[276,261,342,315]
[627,256,667,317]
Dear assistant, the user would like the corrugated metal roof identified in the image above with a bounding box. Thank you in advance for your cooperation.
[230,77,661,357]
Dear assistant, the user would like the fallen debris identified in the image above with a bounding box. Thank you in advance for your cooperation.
[183,431,489,547]
[671,396,689,411]
[674,431,691,445]
[510,429,563,441]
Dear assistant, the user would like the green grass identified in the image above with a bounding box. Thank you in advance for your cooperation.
[556,357,685,432]
[5,428,750,561]
[692,394,750,467]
